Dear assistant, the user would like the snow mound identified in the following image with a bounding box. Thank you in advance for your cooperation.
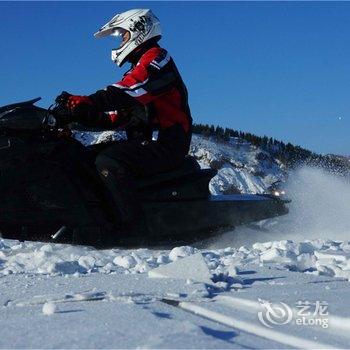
[1,238,350,282]
[149,253,213,284]
[42,302,57,315]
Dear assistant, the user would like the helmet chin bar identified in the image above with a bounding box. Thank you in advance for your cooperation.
[111,47,129,67]
[111,49,119,64]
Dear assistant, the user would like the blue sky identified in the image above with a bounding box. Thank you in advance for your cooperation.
[1,1,350,155]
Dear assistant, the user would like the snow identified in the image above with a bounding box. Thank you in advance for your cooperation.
[73,129,125,145]
[169,245,196,261]
[113,254,137,269]
[0,131,350,347]
[148,253,213,284]
[189,134,285,195]
[42,302,57,315]
[2,239,350,281]
[1,238,350,347]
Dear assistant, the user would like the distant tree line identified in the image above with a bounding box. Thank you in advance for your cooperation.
[192,123,350,176]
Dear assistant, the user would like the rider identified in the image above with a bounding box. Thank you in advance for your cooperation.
[56,9,192,230]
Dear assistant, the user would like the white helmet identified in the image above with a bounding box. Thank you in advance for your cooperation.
[94,9,162,67]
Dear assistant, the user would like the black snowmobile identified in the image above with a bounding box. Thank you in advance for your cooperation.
[0,98,289,248]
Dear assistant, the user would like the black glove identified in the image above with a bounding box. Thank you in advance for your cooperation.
[55,91,72,106]
[53,91,99,127]
[67,95,99,125]
[51,91,73,127]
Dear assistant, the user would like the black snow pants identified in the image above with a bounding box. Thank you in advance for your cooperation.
[94,124,192,229]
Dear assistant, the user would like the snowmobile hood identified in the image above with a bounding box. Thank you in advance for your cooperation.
[0,97,47,131]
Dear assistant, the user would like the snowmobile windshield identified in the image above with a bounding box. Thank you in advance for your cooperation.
[110,28,130,49]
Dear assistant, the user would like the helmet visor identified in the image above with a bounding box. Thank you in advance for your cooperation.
[111,28,130,49]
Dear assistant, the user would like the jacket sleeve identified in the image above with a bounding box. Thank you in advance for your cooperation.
[89,85,141,112]
[89,48,176,113]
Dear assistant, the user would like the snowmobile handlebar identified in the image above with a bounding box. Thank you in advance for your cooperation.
[0,96,149,136]
[0,97,73,135]
[46,104,73,129]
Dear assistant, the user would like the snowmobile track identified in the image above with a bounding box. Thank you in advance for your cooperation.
[12,291,333,349]
[162,298,335,349]
[216,295,350,336]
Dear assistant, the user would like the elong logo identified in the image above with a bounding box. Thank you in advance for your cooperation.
[258,299,293,328]
[257,298,329,329]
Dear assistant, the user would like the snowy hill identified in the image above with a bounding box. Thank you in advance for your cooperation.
[1,130,350,348]
[190,134,286,195]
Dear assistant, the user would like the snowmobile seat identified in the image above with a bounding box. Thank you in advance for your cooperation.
[137,156,217,200]
[137,156,201,189]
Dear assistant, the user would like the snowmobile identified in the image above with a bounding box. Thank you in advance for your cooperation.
[0,98,289,248]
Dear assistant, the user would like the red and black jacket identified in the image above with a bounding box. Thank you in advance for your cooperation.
[89,44,192,134]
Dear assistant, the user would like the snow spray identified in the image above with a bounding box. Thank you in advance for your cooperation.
[206,166,350,249]
[281,166,350,241]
